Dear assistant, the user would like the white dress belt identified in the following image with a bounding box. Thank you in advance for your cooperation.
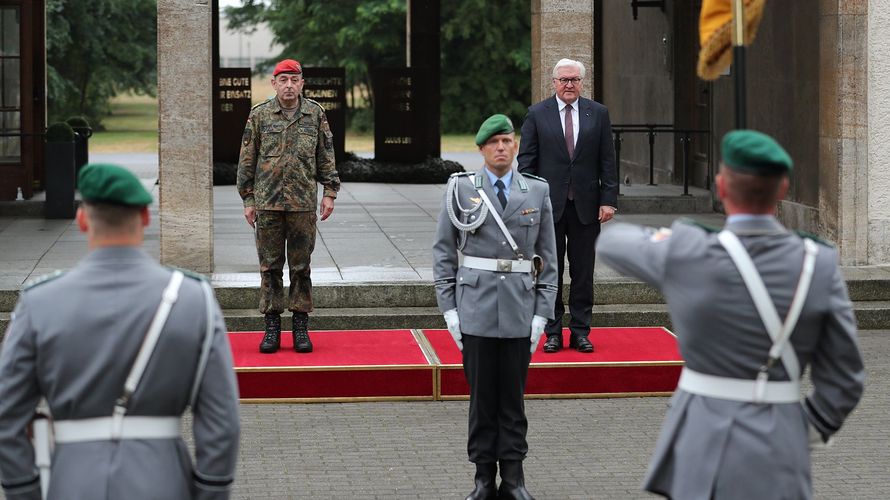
[54,416,181,443]
[462,256,532,273]
[677,367,801,404]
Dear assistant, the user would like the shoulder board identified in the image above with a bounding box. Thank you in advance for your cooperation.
[677,217,720,233]
[23,270,66,291]
[520,172,547,183]
[251,97,274,111]
[796,230,836,248]
[304,98,325,112]
[165,266,209,282]
[449,171,472,178]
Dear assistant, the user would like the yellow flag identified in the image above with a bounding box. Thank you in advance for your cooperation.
[697,0,766,80]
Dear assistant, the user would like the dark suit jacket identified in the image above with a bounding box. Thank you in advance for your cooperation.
[517,95,618,225]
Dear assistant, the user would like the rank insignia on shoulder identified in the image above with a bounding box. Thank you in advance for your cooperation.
[520,172,547,183]
[23,270,66,290]
[796,230,835,247]
[678,217,720,233]
[450,171,472,178]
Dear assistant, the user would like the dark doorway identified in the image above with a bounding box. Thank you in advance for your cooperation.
[0,0,45,200]
[673,0,711,191]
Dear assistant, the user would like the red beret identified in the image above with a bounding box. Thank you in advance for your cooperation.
[273,59,302,76]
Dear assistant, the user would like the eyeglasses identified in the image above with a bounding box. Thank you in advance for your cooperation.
[554,77,582,85]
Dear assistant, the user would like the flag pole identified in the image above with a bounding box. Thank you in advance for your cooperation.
[732,0,746,129]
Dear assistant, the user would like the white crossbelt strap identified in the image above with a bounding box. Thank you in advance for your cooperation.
[462,255,532,273]
[717,231,819,401]
[110,270,185,438]
[472,176,523,259]
[678,367,801,403]
[189,280,217,406]
[54,416,180,443]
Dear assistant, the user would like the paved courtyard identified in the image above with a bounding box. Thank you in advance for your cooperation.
[223,330,890,499]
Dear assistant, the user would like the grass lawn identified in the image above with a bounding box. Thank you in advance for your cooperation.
[91,94,158,153]
[92,93,477,154]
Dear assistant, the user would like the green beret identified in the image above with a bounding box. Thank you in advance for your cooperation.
[78,163,153,206]
[475,114,514,146]
[721,129,793,175]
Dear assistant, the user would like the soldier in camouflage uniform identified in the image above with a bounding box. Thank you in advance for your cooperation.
[237,59,341,354]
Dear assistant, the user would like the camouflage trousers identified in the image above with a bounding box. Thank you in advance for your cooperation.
[255,210,317,314]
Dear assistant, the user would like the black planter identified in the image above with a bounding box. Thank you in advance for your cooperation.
[45,140,76,219]
[71,127,91,185]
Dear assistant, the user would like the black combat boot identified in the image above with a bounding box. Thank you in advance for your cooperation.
[292,312,313,353]
[497,460,534,500]
[259,313,281,353]
[465,462,498,500]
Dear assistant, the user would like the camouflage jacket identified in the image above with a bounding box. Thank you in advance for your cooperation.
[237,96,341,211]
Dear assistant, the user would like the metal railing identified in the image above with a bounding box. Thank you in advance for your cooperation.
[611,124,710,196]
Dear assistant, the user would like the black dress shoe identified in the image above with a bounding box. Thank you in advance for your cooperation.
[259,314,281,353]
[292,312,313,353]
[542,334,562,353]
[497,460,534,500]
[569,335,594,353]
[465,462,497,500]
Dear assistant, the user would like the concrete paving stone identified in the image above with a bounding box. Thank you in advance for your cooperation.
[191,331,888,498]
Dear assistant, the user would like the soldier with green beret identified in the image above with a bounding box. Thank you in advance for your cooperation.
[0,163,241,499]
[237,58,341,354]
[434,114,558,500]
[597,130,864,499]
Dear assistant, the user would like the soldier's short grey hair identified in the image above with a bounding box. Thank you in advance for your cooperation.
[552,59,586,78]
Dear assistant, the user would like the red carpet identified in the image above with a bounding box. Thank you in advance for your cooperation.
[230,330,436,402]
[424,327,683,399]
[229,327,683,402]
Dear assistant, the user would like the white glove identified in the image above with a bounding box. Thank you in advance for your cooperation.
[529,315,548,353]
[444,309,462,351]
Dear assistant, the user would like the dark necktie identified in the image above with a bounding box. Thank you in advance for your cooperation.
[564,104,575,159]
[494,179,508,209]
[565,104,575,200]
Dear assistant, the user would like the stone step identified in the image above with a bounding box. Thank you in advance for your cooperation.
[219,305,673,332]
[3,276,889,312]
[212,281,666,310]
[2,301,889,338]
[617,194,713,214]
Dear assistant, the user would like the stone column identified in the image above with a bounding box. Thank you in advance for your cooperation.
[531,0,595,103]
[157,0,214,272]
[867,0,890,264]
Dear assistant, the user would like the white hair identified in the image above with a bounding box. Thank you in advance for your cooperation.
[551,58,586,78]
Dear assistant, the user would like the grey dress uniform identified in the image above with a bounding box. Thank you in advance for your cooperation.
[0,247,241,500]
[597,217,865,500]
[433,169,558,463]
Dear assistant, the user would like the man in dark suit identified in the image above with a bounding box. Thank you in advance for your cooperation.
[518,58,618,353]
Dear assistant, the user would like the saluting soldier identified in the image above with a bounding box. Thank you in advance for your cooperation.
[237,58,341,354]
[0,164,240,500]
[433,114,558,500]
[597,130,865,499]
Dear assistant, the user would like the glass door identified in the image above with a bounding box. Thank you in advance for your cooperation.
[0,0,38,200]
[0,5,21,164]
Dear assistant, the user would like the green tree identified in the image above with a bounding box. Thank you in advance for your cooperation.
[440,0,531,133]
[226,0,406,109]
[46,0,157,128]
[227,0,532,134]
